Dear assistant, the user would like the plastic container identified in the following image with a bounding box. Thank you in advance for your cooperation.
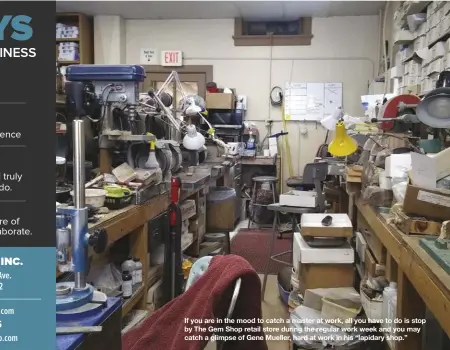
[70,189,106,208]
[382,282,397,329]
[121,257,135,285]
[321,296,361,327]
[134,258,142,284]
[278,282,289,305]
[122,271,133,299]
[246,131,255,150]
[206,187,236,231]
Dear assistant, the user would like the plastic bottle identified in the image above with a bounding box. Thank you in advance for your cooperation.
[122,270,133,299]
[234,99,244,125]
[134,257,143,284]
[388,295,397,336]
[121,257,135,285]
[382,282,397,330]
[247,131,255,150]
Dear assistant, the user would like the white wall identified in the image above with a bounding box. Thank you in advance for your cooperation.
[94,16,380,180]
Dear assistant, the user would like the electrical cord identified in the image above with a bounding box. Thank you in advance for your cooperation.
[270,86,283,106]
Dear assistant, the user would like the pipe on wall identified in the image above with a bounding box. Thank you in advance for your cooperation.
[184,56,376,78]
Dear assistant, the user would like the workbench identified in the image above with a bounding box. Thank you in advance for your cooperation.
[356,198,450,350]
[57,192,170,317]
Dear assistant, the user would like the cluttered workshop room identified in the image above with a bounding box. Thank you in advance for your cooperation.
[54,1,450,350]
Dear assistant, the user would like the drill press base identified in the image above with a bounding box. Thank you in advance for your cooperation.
[57,297,122,350]
[56,282,108,322]
[420,237,450,274]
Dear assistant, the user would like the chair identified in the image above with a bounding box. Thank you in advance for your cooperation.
[186,257,241,350]
[286,162,328,213]
[261,163,328,299]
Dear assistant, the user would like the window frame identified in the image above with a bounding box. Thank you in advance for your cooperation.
[233,17,313,46]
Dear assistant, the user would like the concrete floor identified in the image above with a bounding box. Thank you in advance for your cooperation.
[204,219,290,349]
[205,274,290,350]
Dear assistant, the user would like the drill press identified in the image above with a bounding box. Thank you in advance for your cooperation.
[56,117,109,318]
[65,65,155,171]
[56,82,122,350]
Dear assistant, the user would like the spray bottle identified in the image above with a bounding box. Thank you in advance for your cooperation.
[145,133,160,169]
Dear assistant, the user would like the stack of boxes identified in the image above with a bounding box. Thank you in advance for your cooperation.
[422,1,450,94]
[56,23,79,39]
[394,1,450,95]
[56,23,80,62]
[58,42,80,62]
[293,213,354,295]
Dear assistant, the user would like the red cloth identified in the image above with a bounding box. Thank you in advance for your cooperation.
[123,254,268,350]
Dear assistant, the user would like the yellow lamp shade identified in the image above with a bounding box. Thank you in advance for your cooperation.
[328,121,358,157]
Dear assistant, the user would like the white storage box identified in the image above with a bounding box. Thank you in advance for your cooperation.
[355,231,367,263]
[280,190,317,208]
[322,293,362,327]
[361,290,383,320]
[300,213,353,237]
[293,232,354,265]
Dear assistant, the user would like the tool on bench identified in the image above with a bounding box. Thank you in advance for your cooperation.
[420,220,450,274]
[162,176,184,304]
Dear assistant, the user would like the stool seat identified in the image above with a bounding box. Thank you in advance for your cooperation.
[252,176,277,183]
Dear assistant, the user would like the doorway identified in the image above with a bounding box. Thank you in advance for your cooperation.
[141,65,213,104]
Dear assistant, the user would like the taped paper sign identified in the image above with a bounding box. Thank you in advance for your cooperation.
[140,48,158,64]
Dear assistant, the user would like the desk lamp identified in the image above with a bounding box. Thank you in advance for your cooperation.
[182,124,205,151]
[326,108,358,157]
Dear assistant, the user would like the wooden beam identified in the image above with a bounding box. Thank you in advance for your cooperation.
[396,267,425,350]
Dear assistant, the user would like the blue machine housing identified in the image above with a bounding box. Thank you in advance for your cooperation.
[66,64,146,82]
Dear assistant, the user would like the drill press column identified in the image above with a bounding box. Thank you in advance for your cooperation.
[72,119,87,290]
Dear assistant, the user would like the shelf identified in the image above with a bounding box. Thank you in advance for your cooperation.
[122,283,145,317]
[56,38,79,42]
[147,264,163,287]
[58,60,80,65]
[428,29,450,49]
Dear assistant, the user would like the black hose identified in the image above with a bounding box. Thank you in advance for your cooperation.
[270,86,283,106]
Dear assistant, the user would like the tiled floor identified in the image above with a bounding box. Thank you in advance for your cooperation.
[205,274,290,350]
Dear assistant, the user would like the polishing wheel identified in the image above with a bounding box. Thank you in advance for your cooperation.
[417,87,450,128]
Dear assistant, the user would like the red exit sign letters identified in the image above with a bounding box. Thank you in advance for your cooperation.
[161,50,183,66]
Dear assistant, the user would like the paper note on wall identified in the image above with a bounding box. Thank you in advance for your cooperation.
[140,48,158,64]
[284,82,342,121]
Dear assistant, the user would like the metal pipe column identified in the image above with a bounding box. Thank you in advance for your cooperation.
[72,119,87,290]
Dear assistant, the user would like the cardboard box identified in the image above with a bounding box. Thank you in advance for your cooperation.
[403,184,450,221]
[206,92,235,109]
[300,213,353,238]
[298,263,354,294]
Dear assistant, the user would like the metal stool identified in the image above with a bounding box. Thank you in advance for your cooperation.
[247,176,278,229]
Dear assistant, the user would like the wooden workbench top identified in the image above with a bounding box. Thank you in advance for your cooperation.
[356,198,450,337]
[89,192,170,247]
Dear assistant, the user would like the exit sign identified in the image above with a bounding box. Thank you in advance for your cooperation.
[161,50,183,66]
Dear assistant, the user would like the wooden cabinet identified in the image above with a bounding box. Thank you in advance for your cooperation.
[56,13,93,65]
